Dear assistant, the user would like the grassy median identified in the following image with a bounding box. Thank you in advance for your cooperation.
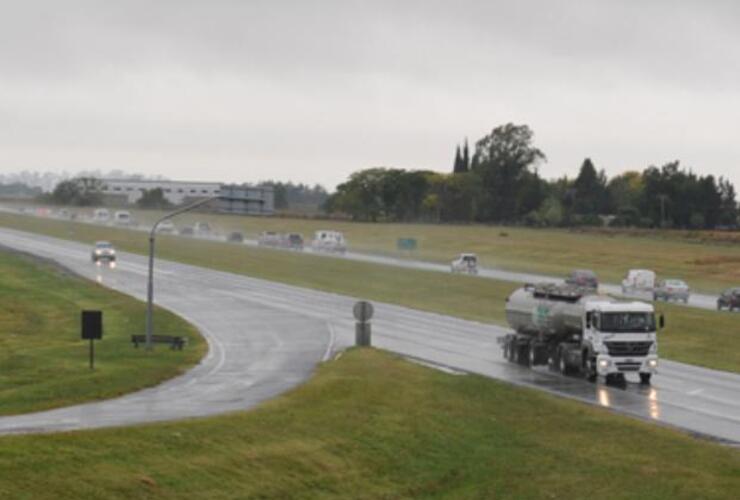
[0,348,737,499]
[0,249,204,415]
[0,212,738,373]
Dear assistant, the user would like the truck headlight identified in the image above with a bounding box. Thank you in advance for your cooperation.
[648,359,658,368]
[598,359,609,368]
[95,250,101,255]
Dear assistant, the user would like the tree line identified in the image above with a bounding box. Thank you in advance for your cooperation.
[326,123,739,229]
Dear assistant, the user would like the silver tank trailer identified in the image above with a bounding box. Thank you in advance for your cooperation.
[506,284,615,338]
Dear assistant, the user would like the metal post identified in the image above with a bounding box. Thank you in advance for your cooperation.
[89,338,94,369]
[145,233,155,350]
[144,196,218,351]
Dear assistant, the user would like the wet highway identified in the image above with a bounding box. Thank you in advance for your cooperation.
[0,227,738,444]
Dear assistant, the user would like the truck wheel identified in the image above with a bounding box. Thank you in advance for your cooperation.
[639,373,652,385]
[504,341,516,363]
[583,354,597,382]
[528,345,537,367]
[517,344,530,366]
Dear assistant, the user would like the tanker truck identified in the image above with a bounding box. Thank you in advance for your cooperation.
[501,283,663,384]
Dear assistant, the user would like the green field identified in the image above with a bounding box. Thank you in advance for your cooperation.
[0,249,204,415]
[0,212,737,373]
[127,207,740,294]
[0,348,737,499]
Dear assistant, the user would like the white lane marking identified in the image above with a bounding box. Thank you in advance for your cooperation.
[687,388,704,396]
[323,322,337,362]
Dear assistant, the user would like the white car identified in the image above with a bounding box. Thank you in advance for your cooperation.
[92,208,110,223]
[451,253,478,274]
[91,241,116,263]
[156,220,176,233]
[113,210,133,226]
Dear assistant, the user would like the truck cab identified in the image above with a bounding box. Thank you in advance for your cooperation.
[581,300,660,384]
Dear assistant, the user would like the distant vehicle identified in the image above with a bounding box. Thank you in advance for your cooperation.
[653,279,690,303]
[58,208,70,219]
[311,230,346,254]
[227,231,244,243]
[621,269,656,295]
[283,233,304,250]
[113,210,133,226]
[179,226,195,236]
[565,269,599,291]
[258,231,282,247]
[717,287,740,311]
[91,241,116,263]
[157,220,176,233]
[93,208,110,223]
[194,222,212,236]
[450,253,478,274]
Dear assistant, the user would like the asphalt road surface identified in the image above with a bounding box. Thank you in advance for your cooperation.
[0,227,738,445]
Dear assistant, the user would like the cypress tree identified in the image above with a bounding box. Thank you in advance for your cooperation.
[462,138,470,172]
[453,145,463,173]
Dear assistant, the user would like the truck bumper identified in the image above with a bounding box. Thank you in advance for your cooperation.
[596,355,658,375]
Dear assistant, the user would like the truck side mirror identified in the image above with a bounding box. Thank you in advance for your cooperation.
[659,314,665,329]
[586,312,592,329]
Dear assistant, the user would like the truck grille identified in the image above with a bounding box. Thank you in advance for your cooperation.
[615,362,642,372]
[605,341,652,357]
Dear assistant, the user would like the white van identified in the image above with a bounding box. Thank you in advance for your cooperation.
[93,208,110,223]
[621,269,656,295]
[311,230,347,254]
[113,210,133,226]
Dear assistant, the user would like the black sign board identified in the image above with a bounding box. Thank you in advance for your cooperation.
[81,310,103,340]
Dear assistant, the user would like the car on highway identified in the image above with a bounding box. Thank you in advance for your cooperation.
[113,210,133,226]
[565,269,598,291]
[258,231,282,247]
[92,208,110,223]
[227,231,244,243]
[311,230,347,254]
[194,222,212,236]
[179,226,195,236]
[91,241,116,263]
[157,220,176,233]
[717,287,740,311]
[450,253,478,274]
[653,279,690,303]
[283,233,304,250]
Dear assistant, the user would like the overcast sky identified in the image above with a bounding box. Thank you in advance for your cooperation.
[1,0,739,189]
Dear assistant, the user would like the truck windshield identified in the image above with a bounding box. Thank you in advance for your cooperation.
[599,313,655,333]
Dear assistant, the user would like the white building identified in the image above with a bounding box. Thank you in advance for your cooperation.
[100,179,274,214]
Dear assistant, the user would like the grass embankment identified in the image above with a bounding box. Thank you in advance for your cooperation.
[0,349,738,499]
[0,249,204,415]
[128,208,740,294]
[0,212,738,373]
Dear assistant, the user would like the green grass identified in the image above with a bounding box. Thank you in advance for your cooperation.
[126,207,740,294]
[0,249,204,415]
[0,349,737,499]
[0,212,738,373]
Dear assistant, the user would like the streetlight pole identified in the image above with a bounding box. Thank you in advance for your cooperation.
[145,196,219,350]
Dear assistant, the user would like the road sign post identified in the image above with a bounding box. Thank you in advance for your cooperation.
[81,310,103,369]
[353,301,374,347]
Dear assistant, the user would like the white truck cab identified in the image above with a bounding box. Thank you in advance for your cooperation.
[583,300,659,383]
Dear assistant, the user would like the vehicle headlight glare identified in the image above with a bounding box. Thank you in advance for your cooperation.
[648,359,658,368]
[598,359,609,368]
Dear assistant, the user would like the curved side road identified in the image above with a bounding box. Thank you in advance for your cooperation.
[0,227,738,445]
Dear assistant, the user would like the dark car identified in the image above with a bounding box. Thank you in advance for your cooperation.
[717,287,740,311]
[565,269,599,290]
[227,231,244,243]
[284,233,304,250]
